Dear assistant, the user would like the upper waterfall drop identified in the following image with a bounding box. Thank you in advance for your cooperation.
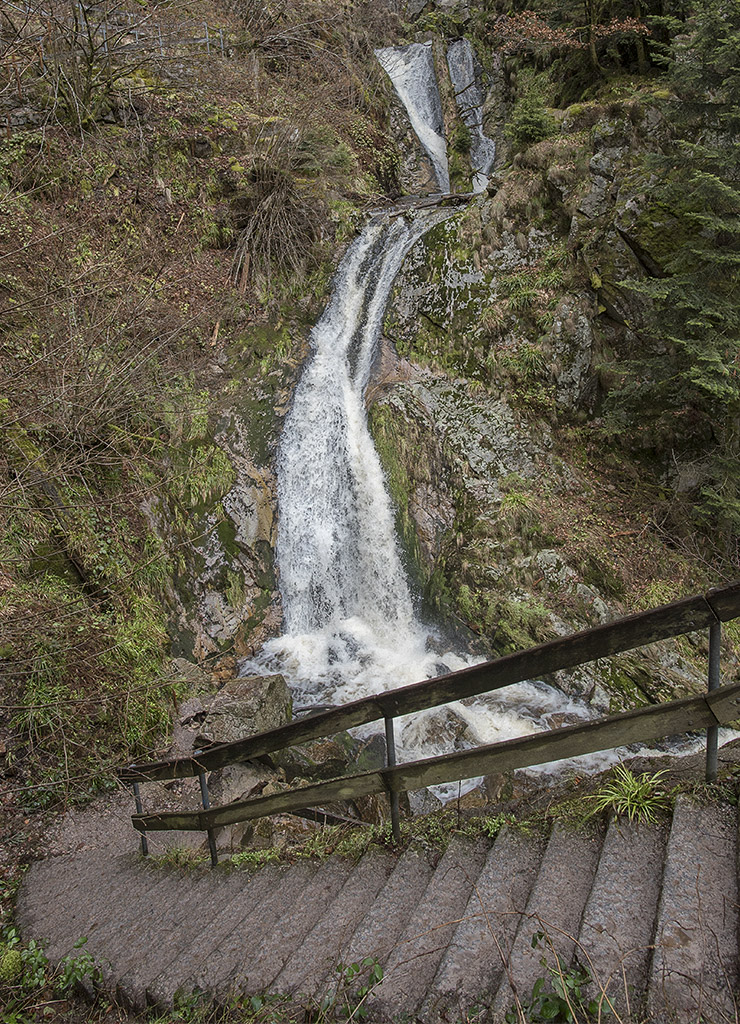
[446,38,496,192]
[375,43,450,193]
[277,212,444,641]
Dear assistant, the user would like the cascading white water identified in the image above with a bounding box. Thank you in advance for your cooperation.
[277,215,427,640]
[247,209,478,720]
[241,209,642,793]
[375,42,450,192]
[446,38,497,192]
[240,41,729,797]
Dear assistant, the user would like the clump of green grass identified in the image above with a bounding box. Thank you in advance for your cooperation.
[151,846,208,870]
[588,765,671,824]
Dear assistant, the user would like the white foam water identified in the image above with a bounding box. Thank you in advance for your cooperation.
[239,54,727,800]
[446,38,497,192]
[244,210,473,716]
[375,43,450,192]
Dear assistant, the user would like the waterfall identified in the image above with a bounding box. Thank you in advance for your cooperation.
[446,38,497,192]
[249,208,474,717]
[241,208,623,793]
[239,40,716,798]
[277,212,444,643]
[375,43,450,192]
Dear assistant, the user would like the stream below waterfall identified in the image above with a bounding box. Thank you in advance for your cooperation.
[239,41,729,800]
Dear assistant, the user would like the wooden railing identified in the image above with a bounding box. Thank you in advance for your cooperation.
[121,581,740,865]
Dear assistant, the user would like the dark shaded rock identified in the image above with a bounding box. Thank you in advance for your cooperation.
[193,674,292,851]
[276,738,350,782]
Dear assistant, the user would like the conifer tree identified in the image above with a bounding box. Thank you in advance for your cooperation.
[608,0,740,542]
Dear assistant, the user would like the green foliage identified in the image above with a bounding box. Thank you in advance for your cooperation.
[0,947,23,983]
[56,937,103,996]
[588,765,670,824]
[225,811,529,872]
[152,846,209,870]
[603,0,740,545]
[506,940,602,1023]
[331,957,384,1021]
[506,93,558,149]
[230,848,281,869]
[0,928,48,1001]
[348,116,401,195]
[450,121,473,155]
[172,444,236,509]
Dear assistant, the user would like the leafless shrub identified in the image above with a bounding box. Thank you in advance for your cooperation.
[231,119,325,291]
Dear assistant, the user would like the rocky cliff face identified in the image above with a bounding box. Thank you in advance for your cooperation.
[366,42,737,709]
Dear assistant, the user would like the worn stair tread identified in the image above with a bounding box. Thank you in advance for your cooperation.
[216,855,355,1001]
[84,866,203,978]
[146,863,287,1007]
[19,854,151,964]
[491,822,604,1019]
[647,795,738,1024]
[17,853,131,928]
[341,845,435,964]
[420,827,547,1023]
[313,842,435,1003]
[367,835,489,1019]
[271,849,396,998]
[577,817,668,1015]
[178,860,320,1003]
[17,853,108,928]
[111,869,239,1008]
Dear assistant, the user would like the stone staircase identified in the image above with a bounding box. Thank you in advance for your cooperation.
[17,794,739,1023]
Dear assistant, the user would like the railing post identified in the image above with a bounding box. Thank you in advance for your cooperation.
[706,621,722,783]
[132,782,148,857]
[194,753,218,867]
[384,715,401,844]
[197,769,219,868]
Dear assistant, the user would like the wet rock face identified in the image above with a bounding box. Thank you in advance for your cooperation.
[549,296,595,413]
[147,405,281,664]
[368,99,723,712]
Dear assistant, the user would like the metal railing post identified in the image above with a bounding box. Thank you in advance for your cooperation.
[198,769,219,867]
[384,715,401,844]
[132,782,148,857]
[706,620,722,782]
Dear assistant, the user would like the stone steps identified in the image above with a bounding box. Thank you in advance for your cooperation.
[16,795,740,1023]
[647,795,738,1024]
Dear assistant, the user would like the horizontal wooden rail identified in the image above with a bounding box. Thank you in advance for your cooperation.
[131,680,740,833]
[120,581,739,784]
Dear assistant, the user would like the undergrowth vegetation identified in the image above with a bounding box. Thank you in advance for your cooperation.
[0,0,407,811]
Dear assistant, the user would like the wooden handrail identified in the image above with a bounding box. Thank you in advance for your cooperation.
[131,681,740,833]
[121,580,740,862]
[120,581,739,784]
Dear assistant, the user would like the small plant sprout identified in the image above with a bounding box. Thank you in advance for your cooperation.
[588,764,670,824]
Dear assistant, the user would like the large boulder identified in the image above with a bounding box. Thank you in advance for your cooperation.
[194,674,292,853]
[196,673,292,747]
